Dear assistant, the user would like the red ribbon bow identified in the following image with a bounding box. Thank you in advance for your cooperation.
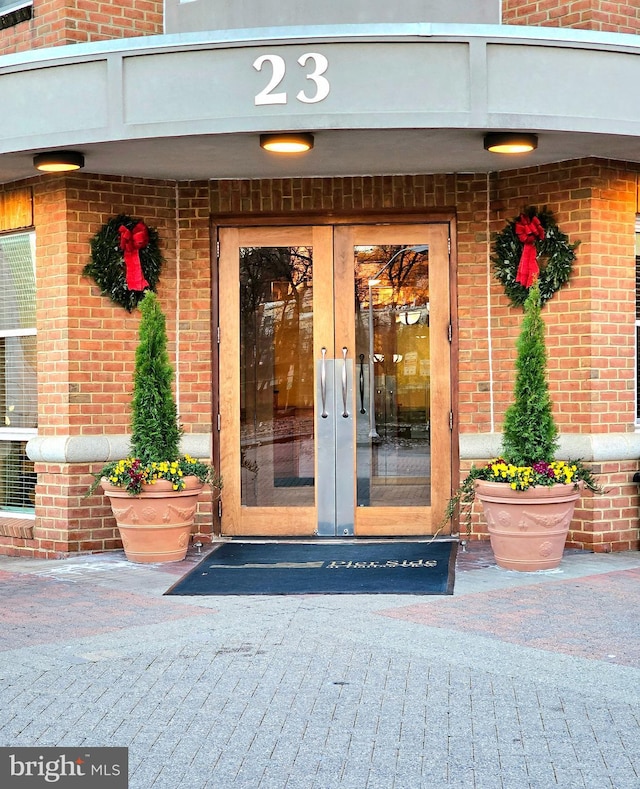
[514,214,545,289]
[118,222,150,291]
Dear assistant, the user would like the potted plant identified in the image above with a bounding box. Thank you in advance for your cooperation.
[88,291,221,563]
[447,281,602,571]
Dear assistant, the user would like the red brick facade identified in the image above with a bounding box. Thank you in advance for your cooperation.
[0,0,163,55]
[503,0,640,32]
[0,2,639,557]
[0,175,214,557]
[210,169,640,553]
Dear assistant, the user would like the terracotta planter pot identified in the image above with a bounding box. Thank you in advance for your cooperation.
[475,479,582,572]
[102,476,204,563]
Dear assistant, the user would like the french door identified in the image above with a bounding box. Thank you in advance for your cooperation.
[218,223,453,537]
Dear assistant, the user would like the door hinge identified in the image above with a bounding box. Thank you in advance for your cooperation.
[447,236,451,256]
[449,411,453,430]
[448,323,452,343]
[216,240,220,259]
[217,413,221,431]
[218,498,222,518]
[217,325,221,344]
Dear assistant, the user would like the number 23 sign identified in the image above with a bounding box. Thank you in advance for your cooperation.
[253,53,330,105]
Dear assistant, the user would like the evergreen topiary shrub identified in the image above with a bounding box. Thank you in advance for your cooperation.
[501,282,558,466]
[87,291,220,496]
[444,281,602,535]
[130,291,182,464]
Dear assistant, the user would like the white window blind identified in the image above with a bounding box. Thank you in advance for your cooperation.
[0,231,36,516]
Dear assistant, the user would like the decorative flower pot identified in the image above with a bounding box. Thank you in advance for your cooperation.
[102,476,204,563]
[475,480,582,572]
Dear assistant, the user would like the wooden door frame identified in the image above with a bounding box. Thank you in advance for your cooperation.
[210,210,459,535]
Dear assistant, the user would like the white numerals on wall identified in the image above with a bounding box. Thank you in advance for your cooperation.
[253,53,330,106]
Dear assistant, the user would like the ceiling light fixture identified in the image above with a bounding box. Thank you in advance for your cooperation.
[260,133,314,153]
[33,151,85,172]
[483,133,538,154]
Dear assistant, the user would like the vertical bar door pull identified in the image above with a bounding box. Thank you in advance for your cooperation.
[320,347,328,418]
[341,347,349,418]
[359,353,366,413]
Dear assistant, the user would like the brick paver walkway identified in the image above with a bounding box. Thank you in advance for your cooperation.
[0,544,639,788]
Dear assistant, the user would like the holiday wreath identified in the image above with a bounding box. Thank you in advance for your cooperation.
[492,206,579,308]
[83,214,164,312]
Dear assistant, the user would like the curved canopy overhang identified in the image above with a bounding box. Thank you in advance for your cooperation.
[1,23,640,184]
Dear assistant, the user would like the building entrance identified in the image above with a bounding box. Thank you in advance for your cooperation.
[218,223,453,537]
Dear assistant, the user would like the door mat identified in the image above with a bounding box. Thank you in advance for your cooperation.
[165,540,457,596]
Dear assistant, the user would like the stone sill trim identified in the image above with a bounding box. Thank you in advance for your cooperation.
[25,432,640,464]
[460,433,640,463]
[26,434,212,464]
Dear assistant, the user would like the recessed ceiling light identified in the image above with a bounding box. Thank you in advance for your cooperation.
[33,151,85,172]
[260,133,314,153]
[483,133,538,154]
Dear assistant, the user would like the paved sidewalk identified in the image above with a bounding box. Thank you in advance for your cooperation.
[0,542,639,788]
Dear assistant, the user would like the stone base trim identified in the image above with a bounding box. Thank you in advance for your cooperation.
[460,431,640,462]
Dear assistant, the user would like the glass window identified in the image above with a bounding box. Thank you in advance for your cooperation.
[0,231,37,516]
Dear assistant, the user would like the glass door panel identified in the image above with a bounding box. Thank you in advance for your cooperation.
[219,226,330,536]
[239,245,315,507]
[341,224,452,536]
[354,244,431,508]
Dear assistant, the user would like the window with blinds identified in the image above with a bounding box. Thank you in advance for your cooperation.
[0,231,36,516]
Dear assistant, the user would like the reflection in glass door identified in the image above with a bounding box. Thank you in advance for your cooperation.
[239,245,315,508]
[354,244,431,509]
[342,224,451,536]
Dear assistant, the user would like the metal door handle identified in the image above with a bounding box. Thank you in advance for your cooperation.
[341,347,349,418]
[359,354,366,414]
[320,347,328,418]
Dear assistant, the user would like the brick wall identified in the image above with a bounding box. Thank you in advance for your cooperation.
[1,166,637,556]
[465,160,639,550]
[176,182,214,436]
[0,175,214,557]
[210,175,459,215]
[37,174,179,436]
[211,164,638,438]
[502,0,640,32]
[488,160,637,436]
[211,169,639,552]
[569,461,639,553]
[0,0,163,56]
